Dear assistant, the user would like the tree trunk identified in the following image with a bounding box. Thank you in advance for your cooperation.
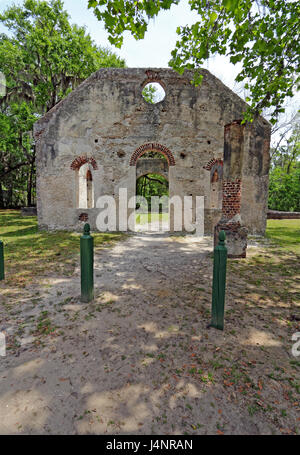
[27,161,35,206]
[27,147,36,207]
[0,182,4,209]
[7,182,13,208]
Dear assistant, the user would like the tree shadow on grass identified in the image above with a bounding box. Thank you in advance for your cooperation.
[266,228,300,242]
[0,211,37,228]
[2,226,38,238]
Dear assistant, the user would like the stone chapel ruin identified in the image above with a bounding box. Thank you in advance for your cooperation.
[34,68,271,257]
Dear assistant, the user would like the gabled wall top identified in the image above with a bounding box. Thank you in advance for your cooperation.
[34,67,270,142]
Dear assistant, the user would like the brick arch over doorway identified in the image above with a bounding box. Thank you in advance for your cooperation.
[130,143,176,166]
[70,156,98,171]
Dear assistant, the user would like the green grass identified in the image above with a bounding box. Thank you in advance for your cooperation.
[1,211,299,286]
[0,210,125,286]
[136,213,169,225]
[227,219,300,309]
[266,219,300,254]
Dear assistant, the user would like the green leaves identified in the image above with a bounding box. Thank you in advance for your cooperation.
[88,0,300,123]
[88,0,98,8]
[142,84,157,104]
[230,54,243,64]
[269,121,300,211]
[193,73,203,86]
[222,0,240,13]
[269,166,300,212]
[209,11,218,24]
[1,0,126,113]
[0,0,126,207]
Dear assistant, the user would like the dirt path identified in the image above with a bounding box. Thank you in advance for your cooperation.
[0,234,298,435]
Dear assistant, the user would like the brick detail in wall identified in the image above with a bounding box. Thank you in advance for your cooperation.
[203,158,223,171]
[130,143,175,166]
[222,179,242,219]
[145,70,161,83]
[79,213,89,222]
[70,156,98,171]
[224,119,242,132]
[267,210,300,220]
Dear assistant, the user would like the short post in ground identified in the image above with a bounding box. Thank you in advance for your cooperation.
[0,240,4,281]
[210,230,227,330]
[80,223,94,302]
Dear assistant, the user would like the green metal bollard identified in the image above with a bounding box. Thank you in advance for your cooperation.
[0,240,4,281]
[80,223,94,303]
[210,230,227,330]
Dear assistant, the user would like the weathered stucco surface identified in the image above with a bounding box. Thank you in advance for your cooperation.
[34,68,270,234]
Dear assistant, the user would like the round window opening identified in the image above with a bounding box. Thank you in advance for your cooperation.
[142,82,166,104]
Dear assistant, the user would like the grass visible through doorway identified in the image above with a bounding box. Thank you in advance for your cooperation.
[136,213,169,225]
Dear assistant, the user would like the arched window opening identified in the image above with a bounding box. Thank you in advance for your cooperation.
[211,169,222,210]
[77,163,94,209]
[86,169,94,209]
[211,170,219,183]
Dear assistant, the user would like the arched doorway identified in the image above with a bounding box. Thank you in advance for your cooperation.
[135,169,169,232]
[129,143,176,232]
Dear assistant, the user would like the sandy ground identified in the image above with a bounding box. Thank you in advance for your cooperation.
[0,233,299,435]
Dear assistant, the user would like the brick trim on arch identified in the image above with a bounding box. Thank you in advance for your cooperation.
[203,158,223,182]
[130,143,176,166]
[203,158,223,171]
[70,156,98,171]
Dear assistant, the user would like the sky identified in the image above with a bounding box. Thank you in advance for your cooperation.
[0,0,241,88]
[0,0,298,144]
